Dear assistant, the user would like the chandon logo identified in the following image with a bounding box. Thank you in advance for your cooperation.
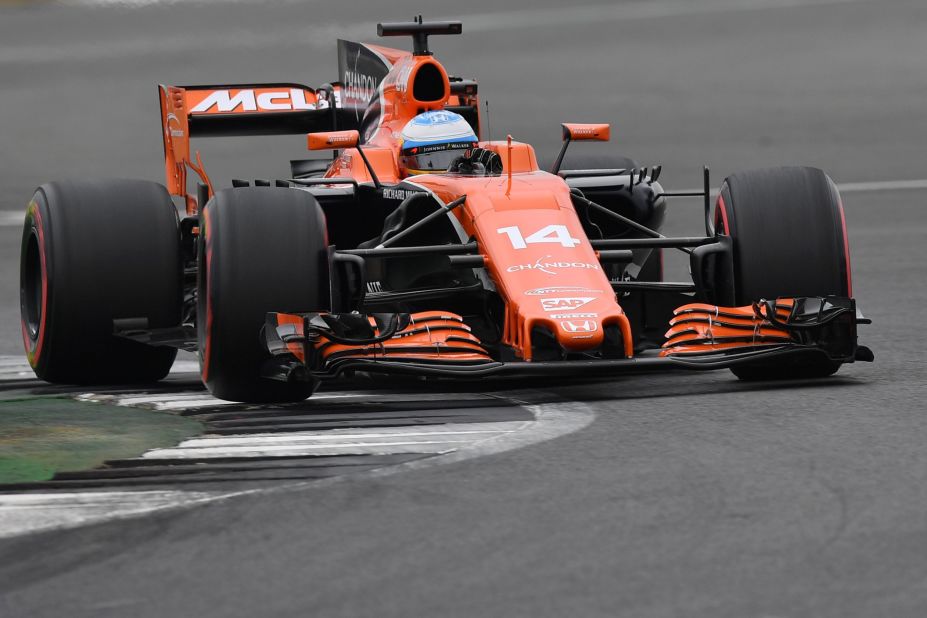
[344,70,377,107]
[506,256,600,276]
[191,89,317,113]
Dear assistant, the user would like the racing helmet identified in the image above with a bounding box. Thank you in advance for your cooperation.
[398,110,478,175]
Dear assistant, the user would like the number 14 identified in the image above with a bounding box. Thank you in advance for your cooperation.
[497,224,581,249]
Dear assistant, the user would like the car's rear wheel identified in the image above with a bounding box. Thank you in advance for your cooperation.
[21,179,181,384]
[198,187,329,403]
[715,166,852,380]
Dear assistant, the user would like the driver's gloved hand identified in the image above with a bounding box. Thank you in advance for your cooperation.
[448,156,486,175]
[469,148,503,175]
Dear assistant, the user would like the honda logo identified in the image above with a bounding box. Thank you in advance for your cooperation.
[560,320,598,333]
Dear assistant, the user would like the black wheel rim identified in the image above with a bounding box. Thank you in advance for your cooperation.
[21,228,43,341]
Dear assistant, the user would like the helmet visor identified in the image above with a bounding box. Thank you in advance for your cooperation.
[400,141,478,174]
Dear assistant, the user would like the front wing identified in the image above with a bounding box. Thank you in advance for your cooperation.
[261,297,872,382]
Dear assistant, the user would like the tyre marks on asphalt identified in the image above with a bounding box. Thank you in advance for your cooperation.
[0,356,598,539]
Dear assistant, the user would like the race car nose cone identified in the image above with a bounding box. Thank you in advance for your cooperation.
[555,317,604,349]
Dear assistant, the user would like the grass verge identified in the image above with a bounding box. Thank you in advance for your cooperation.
[0,397,202,484]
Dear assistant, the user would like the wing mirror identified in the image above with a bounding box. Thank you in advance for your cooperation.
[551,123,611,174]
[561,123,610,142]
[307,130,359,150]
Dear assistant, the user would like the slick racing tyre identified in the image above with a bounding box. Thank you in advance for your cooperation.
[21,179,181,384]
[715,166,852,380]
[198,187,329,403]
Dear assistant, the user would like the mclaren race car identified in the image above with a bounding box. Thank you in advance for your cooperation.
[20,18,872,402]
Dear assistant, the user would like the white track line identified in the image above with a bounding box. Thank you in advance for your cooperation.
[140,423,526,458]
[0,491,220,539]
[143,441,473,459]
[0,0,876,67]
[2,176,924,229]
[175,423,527,447]
[673,177,927,198]
[60,0,865,20]
[75,391,370,411]
[0,357,199,380]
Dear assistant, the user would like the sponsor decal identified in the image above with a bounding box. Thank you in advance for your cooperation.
[395,65,413,94]
[524,286,602,296]
[190,88,316,114]
[506,256,599,276]
[560,320,598,333]
[540,297,595,312]
[165,113,184,138]
[498,224,581,250]
[382,188,420,201]
[550,313,598,319]
[326,133,356,146]
[344,69,378,108]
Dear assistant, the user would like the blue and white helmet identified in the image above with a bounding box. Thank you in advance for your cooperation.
[399,110,478,175]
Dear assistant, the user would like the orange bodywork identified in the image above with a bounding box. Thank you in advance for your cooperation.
[661,299,797,356]
[307,130,359,150]
[272,311,492,366]
[561,123,611,141]
[317,311,490,364]
[162,43,633,361]
[316,52,633,360]
[404,168,633,360]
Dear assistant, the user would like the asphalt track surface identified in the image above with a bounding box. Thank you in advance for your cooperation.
[1,0,926,615]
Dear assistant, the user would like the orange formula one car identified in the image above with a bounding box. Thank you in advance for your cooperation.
[20,19,872,402]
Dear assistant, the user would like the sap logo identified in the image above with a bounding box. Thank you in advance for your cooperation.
[540,297,594,312]
[506,256,599,276]
[560,320,598,333]
[191,89,317,113]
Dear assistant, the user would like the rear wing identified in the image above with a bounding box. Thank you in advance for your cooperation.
[159,38,478,212]
[159,82,347,210]
[159,39,402,212]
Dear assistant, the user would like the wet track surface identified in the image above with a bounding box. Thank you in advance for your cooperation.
[1,0,926,616]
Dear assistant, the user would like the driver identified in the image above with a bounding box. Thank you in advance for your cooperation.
[398,110,479,176]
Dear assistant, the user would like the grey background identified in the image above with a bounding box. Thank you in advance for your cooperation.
[1,0,926,616]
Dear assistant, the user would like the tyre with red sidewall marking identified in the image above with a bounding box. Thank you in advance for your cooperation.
[714,166,852,380]
[20,179,181,383]
[198,187,328,403]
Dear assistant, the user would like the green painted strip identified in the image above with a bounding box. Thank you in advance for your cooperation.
[0,397,203,484]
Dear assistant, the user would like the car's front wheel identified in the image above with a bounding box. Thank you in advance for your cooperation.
[197,187,329,403]
[715,166,852,380]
